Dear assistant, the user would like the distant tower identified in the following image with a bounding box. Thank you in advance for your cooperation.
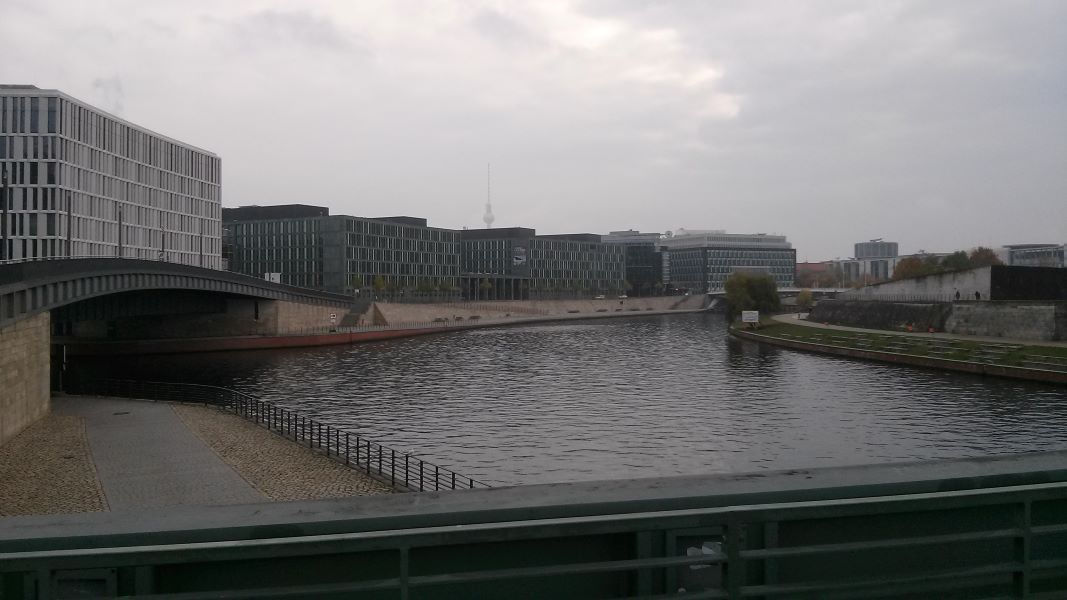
[483,163,495,228]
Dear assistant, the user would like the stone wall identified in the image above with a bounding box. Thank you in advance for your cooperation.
[810,300,953,331]
[0,312,50,446]
[811,299,1067,340]
[946,302,1067,341]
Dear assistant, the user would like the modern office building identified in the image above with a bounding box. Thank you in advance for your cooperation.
[660,230,795,292]
[854,240,898,260]
[460,228,625,299]
[1004,244,1066,268]
[601,230,665,296]
[223,205,459,294]
[0,85,222,266]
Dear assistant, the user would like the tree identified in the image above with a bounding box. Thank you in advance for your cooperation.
[796,289,813,312]
[940,251,972,272]
[724,272,780,318]
[892,256,934,281]
[372,275,386,294]
[479,278,492,300]
[969,247,1003,267]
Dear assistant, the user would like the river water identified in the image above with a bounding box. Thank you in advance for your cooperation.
[73,314,1067,486]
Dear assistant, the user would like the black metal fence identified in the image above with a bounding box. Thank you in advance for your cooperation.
[70,379,490,492]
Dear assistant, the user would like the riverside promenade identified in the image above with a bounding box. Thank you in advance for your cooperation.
[0,396,389,517]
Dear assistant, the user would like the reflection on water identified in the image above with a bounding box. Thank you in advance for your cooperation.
[72,314,1067,486]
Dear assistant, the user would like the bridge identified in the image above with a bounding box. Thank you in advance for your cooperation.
[0,257,351,330]
[0,258,356,446]
[706,287,849,298]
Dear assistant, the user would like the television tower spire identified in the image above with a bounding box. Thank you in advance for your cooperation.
[483,163,495,228]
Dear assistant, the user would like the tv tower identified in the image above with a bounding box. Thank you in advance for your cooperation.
[483,163,495,228]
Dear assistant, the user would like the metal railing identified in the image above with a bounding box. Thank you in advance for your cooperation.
[836,292,961,303]
[70,378,490,492]
[3,477,1065,597]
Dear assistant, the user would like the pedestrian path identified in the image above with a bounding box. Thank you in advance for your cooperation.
[772,313,1067,348]
[53,397,266,511]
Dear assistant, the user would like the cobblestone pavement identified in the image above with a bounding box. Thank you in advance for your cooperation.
[0,413,107,516]
[54,397,266,511]
[174,404,391,500]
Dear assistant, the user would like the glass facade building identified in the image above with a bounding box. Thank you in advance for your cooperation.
[601,230,665,296]
[661,231,796,292]
[224,206,459,294]
[460,228,625,299]
[0,85,221,266]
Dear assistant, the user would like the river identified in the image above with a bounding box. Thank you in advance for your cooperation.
[71,313,1067,486]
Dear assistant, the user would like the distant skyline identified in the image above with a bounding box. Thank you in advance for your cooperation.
[4,0,1064,261]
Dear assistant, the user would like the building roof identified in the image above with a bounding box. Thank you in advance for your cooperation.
[223,205,330,222]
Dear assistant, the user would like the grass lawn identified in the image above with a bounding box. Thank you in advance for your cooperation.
[733,318,1067,370]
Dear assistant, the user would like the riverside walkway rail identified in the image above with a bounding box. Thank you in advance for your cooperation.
[70,379,489,493]
[2,450,1067,598]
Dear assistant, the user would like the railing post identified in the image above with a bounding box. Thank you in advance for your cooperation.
[419,462,424,492]
[452,472,456,489]
[377,445,382,475]
[405,454,409,488]
[391,449,396,488]
[435,466,439,491]
[325,426,331,456]
[345,433,350,465]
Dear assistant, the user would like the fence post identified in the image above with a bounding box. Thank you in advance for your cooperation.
[405,454,409,488]
[377,444,382,475]
[452,472,456,490]
[435,466,439,491]
[391,450,396,488]
[345,433,350,465]
[419,462,424,492]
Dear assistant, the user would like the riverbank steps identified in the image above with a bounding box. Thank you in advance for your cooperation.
[371,295,705,325]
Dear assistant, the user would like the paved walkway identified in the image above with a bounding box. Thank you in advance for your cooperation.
[54,397,266,511]
[772,313,1067,348]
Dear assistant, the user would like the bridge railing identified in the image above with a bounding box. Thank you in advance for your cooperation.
[70,378,490,492]
[3,477,1066,597]
[835,293,960,303]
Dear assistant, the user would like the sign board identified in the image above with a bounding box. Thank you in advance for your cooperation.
[264,273,281,284]
[741,310,760,323]
[329,313,337,322]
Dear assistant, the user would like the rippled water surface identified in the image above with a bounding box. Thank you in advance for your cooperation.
[75,314,1067,485]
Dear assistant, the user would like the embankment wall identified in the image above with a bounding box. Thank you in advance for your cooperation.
[0,312,50,446]
[812,299,1067,340]
[809,300,953,331]
[373,296,702,326]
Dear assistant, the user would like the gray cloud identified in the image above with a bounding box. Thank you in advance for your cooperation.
[91,76,124,115]
[2,1,1063,260]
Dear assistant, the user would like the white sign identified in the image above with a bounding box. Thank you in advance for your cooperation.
[329,313,337,322]
[741,310,760,323]
[264,272,281,283]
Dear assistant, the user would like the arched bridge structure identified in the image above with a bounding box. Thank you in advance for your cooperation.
[0,258,352,329]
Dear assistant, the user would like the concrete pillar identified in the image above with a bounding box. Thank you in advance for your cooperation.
[0,312,51,446]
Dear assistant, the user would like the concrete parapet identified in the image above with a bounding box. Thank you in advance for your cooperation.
[0,312,51,446]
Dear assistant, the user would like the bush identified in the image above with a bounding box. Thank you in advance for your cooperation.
[725,272,781,318]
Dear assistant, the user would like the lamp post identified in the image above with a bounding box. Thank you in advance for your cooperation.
[1,165,8,262]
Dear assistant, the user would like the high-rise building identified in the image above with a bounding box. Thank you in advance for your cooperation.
[1004,244,1066,268]
[660,230,795,292]
[854,240,898,260]
[0,85,222,266]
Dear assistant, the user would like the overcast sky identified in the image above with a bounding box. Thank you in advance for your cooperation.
[5,1,1065,260]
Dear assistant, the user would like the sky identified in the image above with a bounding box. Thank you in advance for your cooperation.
[4,0,1065,261]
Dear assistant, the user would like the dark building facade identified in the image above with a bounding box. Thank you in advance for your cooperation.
[460,228,625,299]
[223,205,459,294]
[602,230,664,296]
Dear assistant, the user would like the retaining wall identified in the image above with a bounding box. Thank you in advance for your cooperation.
[0,312,50,445]
[809,300,953,331]
[372,296,702,326]
[812,299,1067,340]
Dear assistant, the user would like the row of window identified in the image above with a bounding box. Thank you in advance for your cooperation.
[0,96,219,183]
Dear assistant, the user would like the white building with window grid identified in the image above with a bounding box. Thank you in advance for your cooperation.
[0,85,221,267]
[661,230,796,292]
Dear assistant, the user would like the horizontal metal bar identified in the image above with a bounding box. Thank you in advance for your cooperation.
[407,554,723,588]
[741,562,1022,597]
[741,527,1024,560]
[6,482,1066,571]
